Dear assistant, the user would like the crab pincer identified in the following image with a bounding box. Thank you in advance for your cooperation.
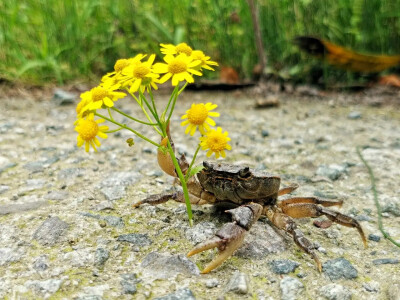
[187,203,262,274]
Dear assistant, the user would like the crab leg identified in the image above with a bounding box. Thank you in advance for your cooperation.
[281,203,367,248]
[187,203,263,273]
[278,183,299,196]
[278,197,343,208]
[265,207,322,272]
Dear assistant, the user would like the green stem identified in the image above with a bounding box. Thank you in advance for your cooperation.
[166,139,193,226]
[167,87,179,124]
[111,107,158,126]
[185,144,201,181]
[178,82,188,95]
[164,86,179,116]
[95,112,160,148]
[356,147,400,248]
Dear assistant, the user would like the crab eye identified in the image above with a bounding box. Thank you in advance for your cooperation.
[239,167,250,178]
[203,161,211,170]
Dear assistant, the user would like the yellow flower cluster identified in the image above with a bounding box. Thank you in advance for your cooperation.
[74,42,223,155]
[181,102,231,158]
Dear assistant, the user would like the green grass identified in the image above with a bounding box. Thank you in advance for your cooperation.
[1,0,400,85]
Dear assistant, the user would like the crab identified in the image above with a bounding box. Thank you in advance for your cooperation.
[133,136,367,274]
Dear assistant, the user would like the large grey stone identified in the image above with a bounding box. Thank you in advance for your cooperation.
[33,217,69,246]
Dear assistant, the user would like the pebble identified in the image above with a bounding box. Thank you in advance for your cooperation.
[25,278,64,295]
[319,283,352,300]
[382,202,400,216]
[140,252,200,279]
[80,212,124,228]
[348,111,362,119]
[368,234,381,242]
[153,288,196,300]
[94,248,109,267]
[32,216,69,246]
[316,164,347,181]
[117,233,152,246]
[120,274,138,295]
[279,276,304,300]
[372,258,399,265]
[52,88,76,105]
[363,281,380,293]
[0,247,23,266]
[0,201,48,215]
[270,259,300,274]
[261,129,270,137]
[322,258,358,280]
[205,278,219,288]
[185,221,216,244]
[225,272,249,295]
[33,255,49,271]
[0,185,9,194]
[0,156,16,174]
[44,190,69,201]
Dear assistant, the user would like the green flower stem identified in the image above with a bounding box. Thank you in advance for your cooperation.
[145,89,159,121]
[111,107,158,126]
[164,86,179,116]
[107,107,115,121]
[95,112,160,148]
[166,87,179,124]
[166,138,193,226]
[178,82,188,95]
[185,144,201,181]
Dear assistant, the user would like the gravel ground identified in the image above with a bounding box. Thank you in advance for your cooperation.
[0,87,399,300]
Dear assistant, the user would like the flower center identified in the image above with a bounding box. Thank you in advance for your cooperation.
[91,87,109,102]
[168,57,188,74]
[191,50,205,61]
[187,104,208,125]
[176,43,192,56]
[133,63,150,79]
[207,131,227,151]
[78,119,99,141]
[114,59,130,72]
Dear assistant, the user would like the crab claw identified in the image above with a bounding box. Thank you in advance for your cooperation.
[187,222,246,274]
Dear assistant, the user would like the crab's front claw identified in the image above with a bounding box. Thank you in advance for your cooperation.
[187,222,247,274]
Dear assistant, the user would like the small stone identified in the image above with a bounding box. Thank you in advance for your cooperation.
[25,278,64,295]
[94,248,109,267]
[185,221,216,244]
[153,288,196,300]
[44,191,69,201]
[261,129,270,137]
[117,234,152,246]
[368,234,381,242]
[0,201,48,215]
[53,88,76,105]
[319,283,352,300]
[0,156,16,174]
[205,278,219,288]
[100,185,127,201]
[141,252,199,279]
[382,202,400,217]
[372,258,399,265]
[102,216,124,228]
[348,111,362,119]
[279,276,304,300]
[120,280,137,295]
[0,247,23,266]
[316,164,347,181]
[270,259,300,274]
[363,281,380,293]
[33,216,69,246]
[322,258,358,280]
[33,255,49,271]
[0,185,9,194]
[23,179,47,192]
[58,168,85,180]
[226,272,249,295]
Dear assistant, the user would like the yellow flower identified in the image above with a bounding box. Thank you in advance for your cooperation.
[101,54,146,84]
[160,42,193,56]
[81,81,126,114]
[191,50,219,71]
[75,113,109,152]
[181,103,220,135]
[153,54,202,86]
[200,127,231,158]
[119,54,160,93]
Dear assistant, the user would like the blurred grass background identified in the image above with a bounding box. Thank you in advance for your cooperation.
[1,0,400,86]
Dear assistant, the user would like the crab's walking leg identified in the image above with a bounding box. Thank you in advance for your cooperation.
[280,203,367,248]
[133,191,210,208]
[278,197,343,208]
[278,183,299,196]
[265,207,322,272]
[187,203,263,274]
